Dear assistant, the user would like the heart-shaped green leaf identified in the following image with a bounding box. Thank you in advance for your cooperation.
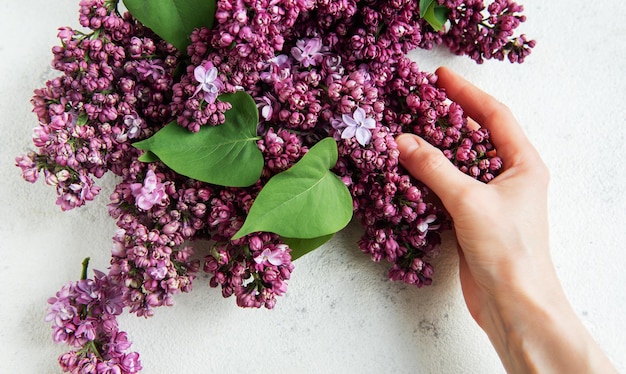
[122,0,216,52]
[281,234,335,260]
[133,91,263,187]
[232,138,353,241]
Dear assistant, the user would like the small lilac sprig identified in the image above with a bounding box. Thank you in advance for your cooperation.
[46,258,141,373]
[209,0,313,72]
[108,167,202,317]
[443,0,536,63]
[16,0,178,210]
[203,233,294,309]
[171,56,233,132]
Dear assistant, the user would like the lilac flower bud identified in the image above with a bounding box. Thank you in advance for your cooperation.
[145,293,163,307]
[162,221,180,235]
[410,258,424,272]
[249,236,264,251]
[455,145,471,162]
[403,270,419,285]
[474,144,487,154]
[469,165,480,177]
[204,259,219,273]
[404,186,422,202]
[481,173,495,183]
[489,157,503,171]
[422,263,434,278]
[111,241,126,258]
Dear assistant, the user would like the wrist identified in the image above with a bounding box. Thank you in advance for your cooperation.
[481,261,616,373]
[488,281,569,373]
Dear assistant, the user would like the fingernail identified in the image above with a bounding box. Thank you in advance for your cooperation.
[396,134,420,155]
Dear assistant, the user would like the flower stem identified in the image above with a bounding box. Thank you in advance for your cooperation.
[80,257,90,281]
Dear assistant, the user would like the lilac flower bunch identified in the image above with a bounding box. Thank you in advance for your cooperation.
[46,259,141,373]
[17,0,533,371]
[17,0,178,211]
[204,233,294,309]
[443,0,536,63]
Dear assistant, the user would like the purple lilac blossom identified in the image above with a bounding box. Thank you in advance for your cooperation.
[291,37,324,67]
[254,246,286,266]
[338,107,377,146]
[46,268,141,373]
[129,169,167,210]
[192,61,224,104]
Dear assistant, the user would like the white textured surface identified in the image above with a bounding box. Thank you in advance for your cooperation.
[1,1,625,373]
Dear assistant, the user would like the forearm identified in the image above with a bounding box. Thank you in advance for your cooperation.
[482,267,617,374]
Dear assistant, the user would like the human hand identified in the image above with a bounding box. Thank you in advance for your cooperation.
[397,66,552,325]
[395,67,616,373]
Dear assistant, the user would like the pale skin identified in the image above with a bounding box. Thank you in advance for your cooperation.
[395,67,617,374]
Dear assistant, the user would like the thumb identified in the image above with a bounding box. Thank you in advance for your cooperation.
[395,134,477,205]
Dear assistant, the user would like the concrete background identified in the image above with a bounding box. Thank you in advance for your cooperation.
[1,1,624,373]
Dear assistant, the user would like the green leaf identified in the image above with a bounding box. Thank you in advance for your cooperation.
[232,138,353,241]
[419,0,435,17]
[138,150,160,163]
[423,2,450,32]
[282,234,335,260]
[133,91,263,187]
[122,0,216,52]
[432,5,450,29]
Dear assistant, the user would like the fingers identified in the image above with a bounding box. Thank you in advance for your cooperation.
[466,117,480,131]
[435,66,534,166]
[396,134,478,207]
